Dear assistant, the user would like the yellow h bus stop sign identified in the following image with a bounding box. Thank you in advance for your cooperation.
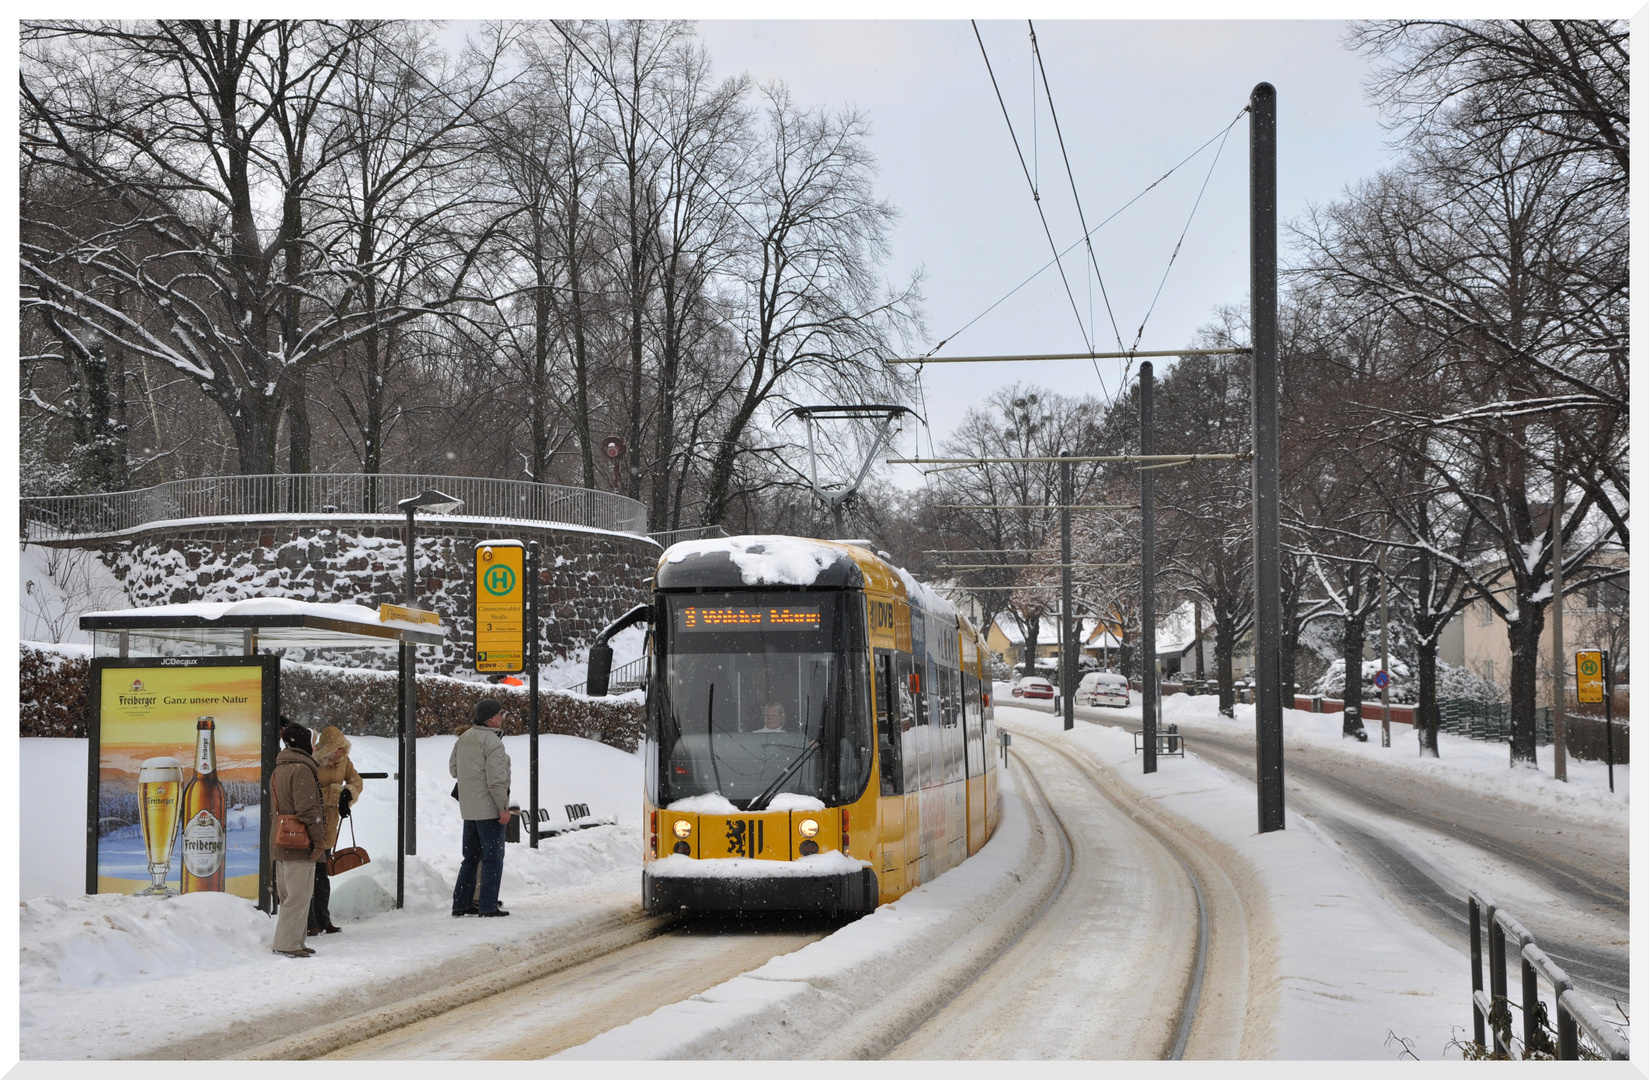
[1575,650,1604,704]
[474,542,526,673]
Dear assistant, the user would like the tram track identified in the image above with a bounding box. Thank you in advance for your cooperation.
[884,723,1270,1059]
[1018,697,1629,1005]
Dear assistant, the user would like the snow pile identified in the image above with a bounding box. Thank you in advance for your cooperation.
[647,850,868,879]
[663,535,846,586]
[664,793,740,814]
[765,792,826,811]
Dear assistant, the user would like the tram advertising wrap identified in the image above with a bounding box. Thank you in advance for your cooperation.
[620,535,998,915]
[88,657,277,900]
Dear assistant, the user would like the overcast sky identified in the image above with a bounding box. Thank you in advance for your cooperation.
[691,20,1397,481]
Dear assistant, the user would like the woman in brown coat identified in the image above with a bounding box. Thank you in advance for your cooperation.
[271,722,326,957]
[308,725,364,936]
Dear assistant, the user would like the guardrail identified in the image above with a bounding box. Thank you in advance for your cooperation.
[1468,889,1628,1060]
[22,473,649,539]
[565,655,647,695]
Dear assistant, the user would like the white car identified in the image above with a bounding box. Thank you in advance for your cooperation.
[1078,671,1130,708]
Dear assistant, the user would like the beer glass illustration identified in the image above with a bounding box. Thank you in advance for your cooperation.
[136,757,183,896]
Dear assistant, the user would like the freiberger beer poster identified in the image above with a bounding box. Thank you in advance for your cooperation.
[90,659,268,899]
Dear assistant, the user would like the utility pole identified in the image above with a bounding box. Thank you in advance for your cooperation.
[1061,453,1074,730]
[1251,81,1285,833]
[1141,362,1157,774]
[528,541,542,844]
[1379,523,1391,749]
[1550,472,1567,782]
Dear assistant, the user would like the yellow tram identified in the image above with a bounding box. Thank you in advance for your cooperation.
[601,535,1000,914]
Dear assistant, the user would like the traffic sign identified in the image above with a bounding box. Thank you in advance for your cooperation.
[1373,670,1389,690]
[474,541,526,673]
[1576,650,1604,704]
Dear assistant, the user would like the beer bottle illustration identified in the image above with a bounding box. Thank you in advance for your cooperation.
[179,717,227,893]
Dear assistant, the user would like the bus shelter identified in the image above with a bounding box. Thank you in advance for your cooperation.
[79,598,443,913]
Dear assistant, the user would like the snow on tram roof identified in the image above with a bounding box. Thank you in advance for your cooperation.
[659,535,961,623]
[892,564,955,620]
[662,534,853,587]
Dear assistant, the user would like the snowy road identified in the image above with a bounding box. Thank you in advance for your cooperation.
[1019,696,1629,1007]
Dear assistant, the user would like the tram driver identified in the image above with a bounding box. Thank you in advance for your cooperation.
[759,700,788,733]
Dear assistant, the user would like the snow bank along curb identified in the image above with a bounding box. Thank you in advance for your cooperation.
[141,898,652,1060]
[558,773,1060,1059]
[233,908,677,1060]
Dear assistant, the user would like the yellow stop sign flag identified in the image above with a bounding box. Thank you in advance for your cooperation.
[1575,650,1604,704]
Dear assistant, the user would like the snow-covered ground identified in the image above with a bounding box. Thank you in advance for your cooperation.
[15,688,1630,1061]
[1156,690,1630,822]
[19,733,643,1059]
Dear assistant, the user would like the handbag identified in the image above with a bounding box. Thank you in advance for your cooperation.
[328,813,370,876]
[272,774,312,851]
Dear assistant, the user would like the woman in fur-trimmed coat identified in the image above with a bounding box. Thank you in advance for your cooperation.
[309,725,364,935]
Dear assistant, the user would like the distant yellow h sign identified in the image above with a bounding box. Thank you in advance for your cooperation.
[1575,650,1604,704]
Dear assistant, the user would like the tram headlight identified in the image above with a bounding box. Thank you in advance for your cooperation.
[798,818,819,838]
[672,819,693,839]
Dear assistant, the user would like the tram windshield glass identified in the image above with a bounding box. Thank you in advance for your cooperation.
[652,591,873,810]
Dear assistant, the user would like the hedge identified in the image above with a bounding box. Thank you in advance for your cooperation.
[20,643,643,752]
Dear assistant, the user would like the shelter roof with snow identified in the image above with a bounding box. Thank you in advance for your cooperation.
[79,597,445,653]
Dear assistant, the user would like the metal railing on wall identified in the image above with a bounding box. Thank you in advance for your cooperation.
[21,473,649,539]
[1468,889,1628,1060]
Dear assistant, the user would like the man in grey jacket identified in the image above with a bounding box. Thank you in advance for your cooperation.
[450,698,513,917]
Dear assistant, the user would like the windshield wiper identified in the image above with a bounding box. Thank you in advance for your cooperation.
[704,683,723,796]
[748,738,821,812]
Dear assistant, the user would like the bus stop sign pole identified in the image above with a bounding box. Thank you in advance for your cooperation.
[529,541,541,846]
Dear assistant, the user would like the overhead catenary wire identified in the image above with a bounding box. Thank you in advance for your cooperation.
[1128,109,1240,355]
[971,20,1093,358]
[917,106,1250,361]
[1029,20,1125,406]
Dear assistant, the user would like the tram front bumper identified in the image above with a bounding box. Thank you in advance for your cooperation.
[643,865,878,915]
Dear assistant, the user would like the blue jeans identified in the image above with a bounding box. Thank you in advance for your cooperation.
[452,818,506,914]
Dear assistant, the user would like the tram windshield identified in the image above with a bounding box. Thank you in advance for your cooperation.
[651,591,873,811]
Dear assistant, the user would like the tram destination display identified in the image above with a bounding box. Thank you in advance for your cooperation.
[674,604,822,632]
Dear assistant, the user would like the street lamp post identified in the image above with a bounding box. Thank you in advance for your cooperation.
[396,489,463,864]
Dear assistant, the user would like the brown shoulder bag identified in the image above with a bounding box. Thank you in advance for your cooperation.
[272,767,313,850]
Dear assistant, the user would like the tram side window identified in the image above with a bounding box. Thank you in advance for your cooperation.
[896,652,920,793]
[876,651,903,796]
[964,673,984,776]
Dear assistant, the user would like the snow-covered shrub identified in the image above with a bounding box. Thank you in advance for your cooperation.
[1310,657,1415,702]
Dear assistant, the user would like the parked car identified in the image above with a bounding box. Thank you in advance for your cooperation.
[1078,671,1130,708]
[1011,676,1056,699]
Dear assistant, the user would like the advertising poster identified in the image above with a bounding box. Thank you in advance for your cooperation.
[89,657,277,900]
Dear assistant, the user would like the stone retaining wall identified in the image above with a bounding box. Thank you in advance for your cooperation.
[34,515,659,678]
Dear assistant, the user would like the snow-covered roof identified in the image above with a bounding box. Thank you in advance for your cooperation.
[78,597,445,647]
[662,535,851,587]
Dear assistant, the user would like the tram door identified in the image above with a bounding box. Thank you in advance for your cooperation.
[896,652,924,885]
[874,649,907,900]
